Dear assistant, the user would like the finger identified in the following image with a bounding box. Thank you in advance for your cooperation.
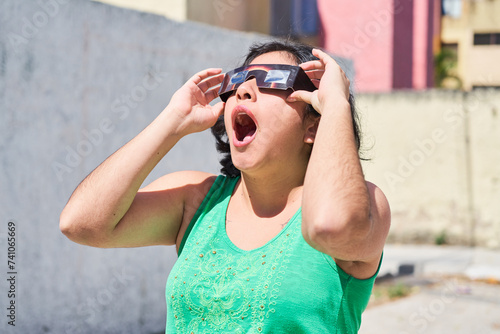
[198,73,224,93]
[205,84,225,103]
[300,60,324,71]
[304,70,324,81]
[312,48,336,66]
[190,68,222,85]
[211,101,225,120]
[312,49,349,82]
[286,90,312,105]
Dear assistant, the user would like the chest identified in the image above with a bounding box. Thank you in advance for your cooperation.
[224,217,290,251]
[166,214,343,333]
[225,197,300,252]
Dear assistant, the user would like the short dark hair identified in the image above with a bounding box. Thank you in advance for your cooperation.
[211,39,363,177]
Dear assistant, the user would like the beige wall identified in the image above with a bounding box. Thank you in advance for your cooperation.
[467,0,500,29]
[359,90,500,248]
[467,46,500,87]
[187,0,270,34]
[93,0,270,34]
[442,0,500,89]
[93,0,187,20]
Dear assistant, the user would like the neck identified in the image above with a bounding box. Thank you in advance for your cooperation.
[236,163,306,218]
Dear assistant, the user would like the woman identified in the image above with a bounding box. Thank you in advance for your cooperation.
[60,40,390,333]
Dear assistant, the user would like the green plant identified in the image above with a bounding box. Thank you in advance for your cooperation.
[434,48,462,89]
[435,230,447,245]
[387,282,412,299]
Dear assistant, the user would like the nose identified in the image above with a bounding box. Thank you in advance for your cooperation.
[235,78,257,102]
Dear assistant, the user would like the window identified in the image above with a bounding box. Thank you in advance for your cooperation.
[473,33,500,46]
[271,0,319,37]
[472,86,500,90]
[442,0,462,18]
[474,33,492,45]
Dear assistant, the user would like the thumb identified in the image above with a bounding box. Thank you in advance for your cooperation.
[212,101,225,119]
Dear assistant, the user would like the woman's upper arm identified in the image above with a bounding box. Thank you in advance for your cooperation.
[102,171,216,248]
[334,182,391,279]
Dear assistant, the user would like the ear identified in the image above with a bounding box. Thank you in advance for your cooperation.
[304,117,319,144]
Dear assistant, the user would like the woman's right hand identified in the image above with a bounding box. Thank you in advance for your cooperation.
[166,68,225,136]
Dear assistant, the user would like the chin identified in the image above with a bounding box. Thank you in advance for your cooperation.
[230,151,261,175]
[230,156,253,173]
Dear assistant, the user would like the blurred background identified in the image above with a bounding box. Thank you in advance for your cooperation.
[0,0,499,333]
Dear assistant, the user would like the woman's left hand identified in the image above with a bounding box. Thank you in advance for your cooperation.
[287,48,350,115]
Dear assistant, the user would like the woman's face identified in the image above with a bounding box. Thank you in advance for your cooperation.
[223,51,316,176]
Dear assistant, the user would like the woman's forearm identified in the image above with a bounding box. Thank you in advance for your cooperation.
[59,109,183,240]
[302,100,372,258]
[60,67,225,246]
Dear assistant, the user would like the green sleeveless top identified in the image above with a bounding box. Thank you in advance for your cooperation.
[165,175,381,333]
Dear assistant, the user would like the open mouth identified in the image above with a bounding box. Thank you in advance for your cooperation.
[232,106,257,147]
[235,113,256,141]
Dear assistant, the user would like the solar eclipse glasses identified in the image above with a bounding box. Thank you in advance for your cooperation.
[218,64,317,102]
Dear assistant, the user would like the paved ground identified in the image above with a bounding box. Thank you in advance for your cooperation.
[358,244,500,334]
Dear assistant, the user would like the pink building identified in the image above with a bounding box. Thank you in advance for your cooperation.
[317,0,441,92]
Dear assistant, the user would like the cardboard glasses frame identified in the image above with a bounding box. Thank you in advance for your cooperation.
[218,64,317,102]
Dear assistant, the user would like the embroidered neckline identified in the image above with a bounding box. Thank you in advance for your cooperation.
[220,179,301,254]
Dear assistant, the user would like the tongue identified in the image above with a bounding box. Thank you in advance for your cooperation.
[238,124,256,141]
[236,114,256,141]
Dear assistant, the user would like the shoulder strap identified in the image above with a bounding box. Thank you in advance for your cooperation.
[177,175,239,256]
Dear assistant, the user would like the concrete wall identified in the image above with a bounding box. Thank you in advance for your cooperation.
[0,0,270,333]
[359,89,500,248]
